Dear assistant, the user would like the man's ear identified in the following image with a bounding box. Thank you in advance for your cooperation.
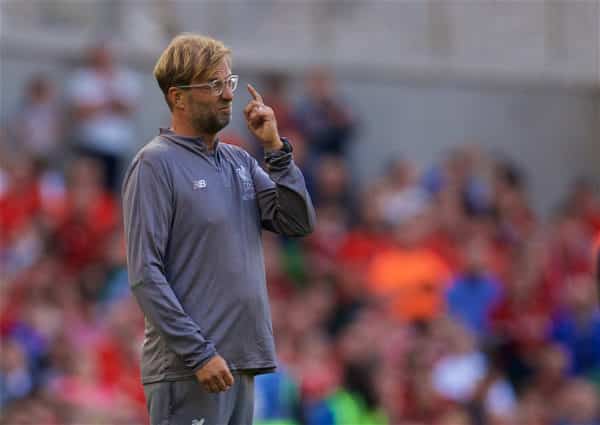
[168,87,184,110]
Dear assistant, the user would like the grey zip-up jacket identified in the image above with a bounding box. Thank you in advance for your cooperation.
[122,128,315,384]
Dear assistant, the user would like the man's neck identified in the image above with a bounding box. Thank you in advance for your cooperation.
[171,120,218,151]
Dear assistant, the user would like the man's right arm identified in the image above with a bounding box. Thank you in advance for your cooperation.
[122,155,217,374]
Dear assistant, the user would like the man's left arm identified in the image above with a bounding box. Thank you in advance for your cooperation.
[244,83,315,237]
[251,142,315,237]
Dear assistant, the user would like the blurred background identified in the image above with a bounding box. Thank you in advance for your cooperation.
[1,1,599,424]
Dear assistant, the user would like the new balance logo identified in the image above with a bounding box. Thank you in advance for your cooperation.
[193,179,207,190]
[191,419,205,425]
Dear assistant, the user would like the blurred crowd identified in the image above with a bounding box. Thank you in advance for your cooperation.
[1,43,600,425]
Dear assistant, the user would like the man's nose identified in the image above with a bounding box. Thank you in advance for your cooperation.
[221,85,234,100]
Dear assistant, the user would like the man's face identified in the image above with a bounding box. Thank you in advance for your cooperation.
[184,58,234,135]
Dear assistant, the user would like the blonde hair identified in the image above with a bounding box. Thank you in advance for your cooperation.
[153,33,232,110]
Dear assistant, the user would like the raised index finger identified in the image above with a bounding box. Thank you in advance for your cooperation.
[247,84,263,103]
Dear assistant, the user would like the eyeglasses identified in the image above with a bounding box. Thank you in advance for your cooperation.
[176,75,239,96]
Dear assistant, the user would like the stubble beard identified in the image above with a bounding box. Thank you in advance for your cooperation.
[191,108,230,136]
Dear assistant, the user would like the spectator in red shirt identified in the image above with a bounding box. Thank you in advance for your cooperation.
[52,157,119,273]
[0,154,42,245]
[594,232,600,304]
[566,178,600,233]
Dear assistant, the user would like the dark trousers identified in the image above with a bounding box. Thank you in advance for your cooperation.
[76,145,123,193]
[143,374,255,425]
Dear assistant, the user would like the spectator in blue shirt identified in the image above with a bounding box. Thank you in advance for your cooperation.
[551,274,600,377]
[447,236,502,339]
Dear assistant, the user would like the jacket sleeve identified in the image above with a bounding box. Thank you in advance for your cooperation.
[122,156,217,372]
[250,141,316,237]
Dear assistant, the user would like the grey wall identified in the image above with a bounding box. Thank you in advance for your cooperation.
[340,80,599,214]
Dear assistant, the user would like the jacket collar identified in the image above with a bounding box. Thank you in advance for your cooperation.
[159,128,220,155]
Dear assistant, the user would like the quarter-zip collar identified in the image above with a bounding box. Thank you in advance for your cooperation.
[159,127,220,156]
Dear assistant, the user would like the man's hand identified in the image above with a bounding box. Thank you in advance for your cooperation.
[244,84,283,151]
[195,355,234,393]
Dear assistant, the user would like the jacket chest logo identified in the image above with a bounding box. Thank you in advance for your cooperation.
[192,179,207,190]
[236,166,251,182]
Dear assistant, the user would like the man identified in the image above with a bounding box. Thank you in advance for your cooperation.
[294,67,355,160]
[69,41,140,192]
[122,33,315,425]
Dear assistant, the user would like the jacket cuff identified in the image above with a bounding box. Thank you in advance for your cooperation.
[264,138,293,172]
[190,346,218,373]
